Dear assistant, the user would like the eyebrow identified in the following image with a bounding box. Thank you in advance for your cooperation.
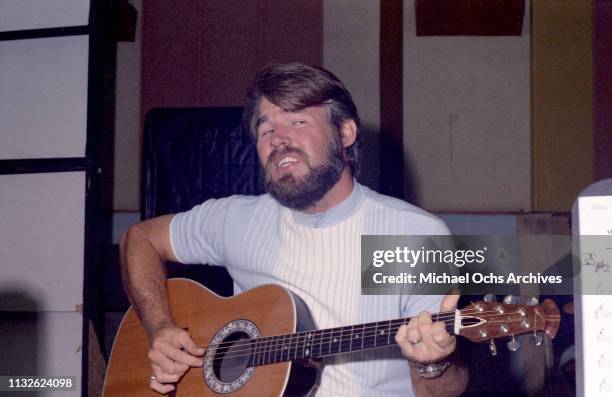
[256,108,308,128]
[255,115,268,129]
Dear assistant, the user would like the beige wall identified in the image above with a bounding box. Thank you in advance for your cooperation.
[113,0,141,211]
[532,0,593,211]
[403,0,532,211]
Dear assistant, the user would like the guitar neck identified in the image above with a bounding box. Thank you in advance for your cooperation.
[248,312,456,367]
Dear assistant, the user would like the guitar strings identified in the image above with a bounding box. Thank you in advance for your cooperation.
[197,309,527,357]
[199,311,534,364]
[196,307,526,351]
[203,315,518,365]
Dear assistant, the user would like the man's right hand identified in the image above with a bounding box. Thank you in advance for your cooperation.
[148,325,205,394]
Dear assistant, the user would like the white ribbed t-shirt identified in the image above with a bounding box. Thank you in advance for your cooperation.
[171,182,449,396]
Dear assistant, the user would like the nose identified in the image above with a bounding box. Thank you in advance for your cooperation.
[270,124,291,148]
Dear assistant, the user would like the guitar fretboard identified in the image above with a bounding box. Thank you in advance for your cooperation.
[247,315,455,367]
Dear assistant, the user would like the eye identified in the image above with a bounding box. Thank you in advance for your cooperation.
[260,128,273,137]
[292,120,306,126]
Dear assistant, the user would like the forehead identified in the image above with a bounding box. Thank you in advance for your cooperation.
[257,97,328,124]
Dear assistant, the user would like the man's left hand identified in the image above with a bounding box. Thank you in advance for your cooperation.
[395,294,459,363]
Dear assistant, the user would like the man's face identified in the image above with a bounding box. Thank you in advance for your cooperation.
[255,97,345,210]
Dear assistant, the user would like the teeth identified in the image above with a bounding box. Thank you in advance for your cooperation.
[278,157,297,168]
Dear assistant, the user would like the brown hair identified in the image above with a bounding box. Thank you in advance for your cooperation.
[244,63,361,176]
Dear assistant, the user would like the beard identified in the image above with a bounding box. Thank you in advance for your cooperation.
[265,138,345,211]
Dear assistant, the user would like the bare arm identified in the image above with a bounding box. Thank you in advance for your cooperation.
[120,214,178,337]
[120,214,204,394]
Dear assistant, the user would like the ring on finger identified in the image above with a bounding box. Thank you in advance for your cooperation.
[149,375,156,382]
[410,339,421,346]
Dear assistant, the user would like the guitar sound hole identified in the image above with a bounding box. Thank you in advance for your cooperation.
[213,331,253,383]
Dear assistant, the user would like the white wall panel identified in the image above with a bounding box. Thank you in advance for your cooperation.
[324,0,380,190]
[0,35,88,159]
[0,0,89,32]
[0,312,82,396]
[0,172,85,311]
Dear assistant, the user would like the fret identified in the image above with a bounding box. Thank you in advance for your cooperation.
[260,337,266,365]
[374,320,389,347]
[259,337,266,365]
[329,327,341,355]
[303,331,312,358]
[358,323,365,350]
[273,335,280,364]
[296,332,306,359]
[287,333,294,361]
[294,332,301,359]
[247,339,254,367]
[278,335,284,362]
[348,325,355,352]
[374,322,379,347]
[280,334,288,362]
[253,338,260,366]
[265,336,273,365]
[319,329,326,357]
[312,330,322,358]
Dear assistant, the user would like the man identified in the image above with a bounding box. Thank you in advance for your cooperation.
[121,63,468,396]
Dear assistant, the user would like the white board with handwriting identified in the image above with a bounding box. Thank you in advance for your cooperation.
[573,180,612,397]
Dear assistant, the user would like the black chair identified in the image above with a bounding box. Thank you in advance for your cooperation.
[141,107,266,296]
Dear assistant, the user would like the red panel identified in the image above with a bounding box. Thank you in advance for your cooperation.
[415,0,525,36]
[594,0,612,180]
[142,0,323,113]
[142,1,202,116]
[261,0,323,67]
[198,0,261,106]
[379,0,404,199]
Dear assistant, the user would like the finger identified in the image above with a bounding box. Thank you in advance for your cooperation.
[405,317,423,344]
[416,311,436,348]
[155,338,203,367]
[431,321,455,350]
[440,290,461,312]
[149,376,176,395]
[149,349,189,379]
[395,323,423,358]
[178,332,205,357]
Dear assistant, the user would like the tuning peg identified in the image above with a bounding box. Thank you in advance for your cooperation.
[483,293,497,302]
[489,339,498,356]
[530,331,544,347]
[503,295,519,304]
[507,335,521,352]
[525,297,539,306]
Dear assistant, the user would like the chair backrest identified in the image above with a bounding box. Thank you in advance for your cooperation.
[142,107,265,218]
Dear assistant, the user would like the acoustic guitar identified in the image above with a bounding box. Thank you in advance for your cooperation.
[103,278,560,396]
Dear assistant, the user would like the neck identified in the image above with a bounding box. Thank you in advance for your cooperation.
[248,311,457,367]
[302,168,354,215]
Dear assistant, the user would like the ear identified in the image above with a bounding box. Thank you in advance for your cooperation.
[339,119,357,148]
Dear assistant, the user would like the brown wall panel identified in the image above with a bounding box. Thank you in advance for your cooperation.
[532,0,594,211]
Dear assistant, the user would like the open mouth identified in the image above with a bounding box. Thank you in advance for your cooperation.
[277,156,298,168]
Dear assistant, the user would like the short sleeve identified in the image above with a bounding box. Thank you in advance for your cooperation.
[170,198,230,266]
[400,217,450,317]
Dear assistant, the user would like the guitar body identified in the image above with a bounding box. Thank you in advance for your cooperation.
[103,279,319,397]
